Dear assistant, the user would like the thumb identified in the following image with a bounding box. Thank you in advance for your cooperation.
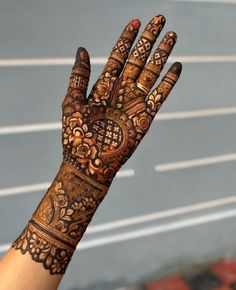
[67,47,91,103]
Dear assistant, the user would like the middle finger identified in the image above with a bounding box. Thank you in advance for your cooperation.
[121,15,166,81]
[136,31,177,95]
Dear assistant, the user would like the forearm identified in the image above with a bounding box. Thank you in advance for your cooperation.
[0,160,109,290]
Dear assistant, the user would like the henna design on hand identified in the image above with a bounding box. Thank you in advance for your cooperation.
[12,16,182,275]
[88,19,140,106]
[12,162,108,274]
[62,21,181,186]
[121,15,166,81]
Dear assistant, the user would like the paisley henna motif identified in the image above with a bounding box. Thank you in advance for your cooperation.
[12,17,182,275]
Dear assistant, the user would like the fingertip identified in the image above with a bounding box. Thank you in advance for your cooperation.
[170,62,182,76]
[75,46,87,58]
[154,15,166,24]
[126,19,141,34]
[129,18,141,29]
[74,47,90,68]
[164,31,177,44]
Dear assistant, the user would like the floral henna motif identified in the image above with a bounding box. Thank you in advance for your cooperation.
[62,62,181,186]
[12,222,73,275]
[12,162,108,274]
[12,16,182,276]
[88,19,140,106]
[63,105,137,184]
[89,71,117,106]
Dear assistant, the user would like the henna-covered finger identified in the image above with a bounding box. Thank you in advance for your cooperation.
[146,62,182,118]
[63,47,91,111]
[113,32,177,111]
[106,19,141,72]
[88,19,140,106]
[121,15,166,82]
[136,31,177,95]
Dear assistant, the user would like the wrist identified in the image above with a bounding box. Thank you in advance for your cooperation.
[12,160,109,274]
[32,160,109,245]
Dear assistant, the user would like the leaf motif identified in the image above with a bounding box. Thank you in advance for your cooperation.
[60,208,66,218]
[63,216,71,221]
[51,246,56,256]
[66,209,74,216]
[85,132,93,138]
[39,252,48,261]
[82,124,88,132]
[22,239,28,251]
[45,255,53,267]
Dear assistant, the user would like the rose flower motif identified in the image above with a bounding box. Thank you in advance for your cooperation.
[70,123,101,175]
[62,112,83,146]
[133,112,152,133]
[93,72,116,104]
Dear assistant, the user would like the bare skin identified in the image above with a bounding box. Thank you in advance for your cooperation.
[0,16,182,290]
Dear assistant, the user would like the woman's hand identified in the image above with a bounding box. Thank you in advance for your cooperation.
[0,16,182,289]
[62,16,182,186]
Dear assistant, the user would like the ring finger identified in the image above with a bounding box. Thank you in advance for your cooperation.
[121,15,166,82]
[136,31,177,95]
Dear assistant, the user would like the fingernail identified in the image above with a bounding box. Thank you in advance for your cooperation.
[75,47,84,65]
[170,62,182,76]
[129,19,141,29]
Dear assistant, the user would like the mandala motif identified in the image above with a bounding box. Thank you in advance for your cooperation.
[63,105,139,184]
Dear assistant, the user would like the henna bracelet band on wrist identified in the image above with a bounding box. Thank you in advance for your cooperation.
[12,161,109,275]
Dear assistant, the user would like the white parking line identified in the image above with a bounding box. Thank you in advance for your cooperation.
[116,169,135,178]
[1,107,236,135]
[0,244,11,253]
[1,153,235,197]
[0,55,236,67]
[0,57,105,67]
[155,153,236,172]
[1,201,236,253]
[0,122,61,135]
[76,209,236,250]
[169,0,236,4]
[0,182,51,197]
[155,107,236,121]
[0,169,135,198]
[87,195,236,234]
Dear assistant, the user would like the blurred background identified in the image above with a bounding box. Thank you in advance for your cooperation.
[0,0,236,289]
